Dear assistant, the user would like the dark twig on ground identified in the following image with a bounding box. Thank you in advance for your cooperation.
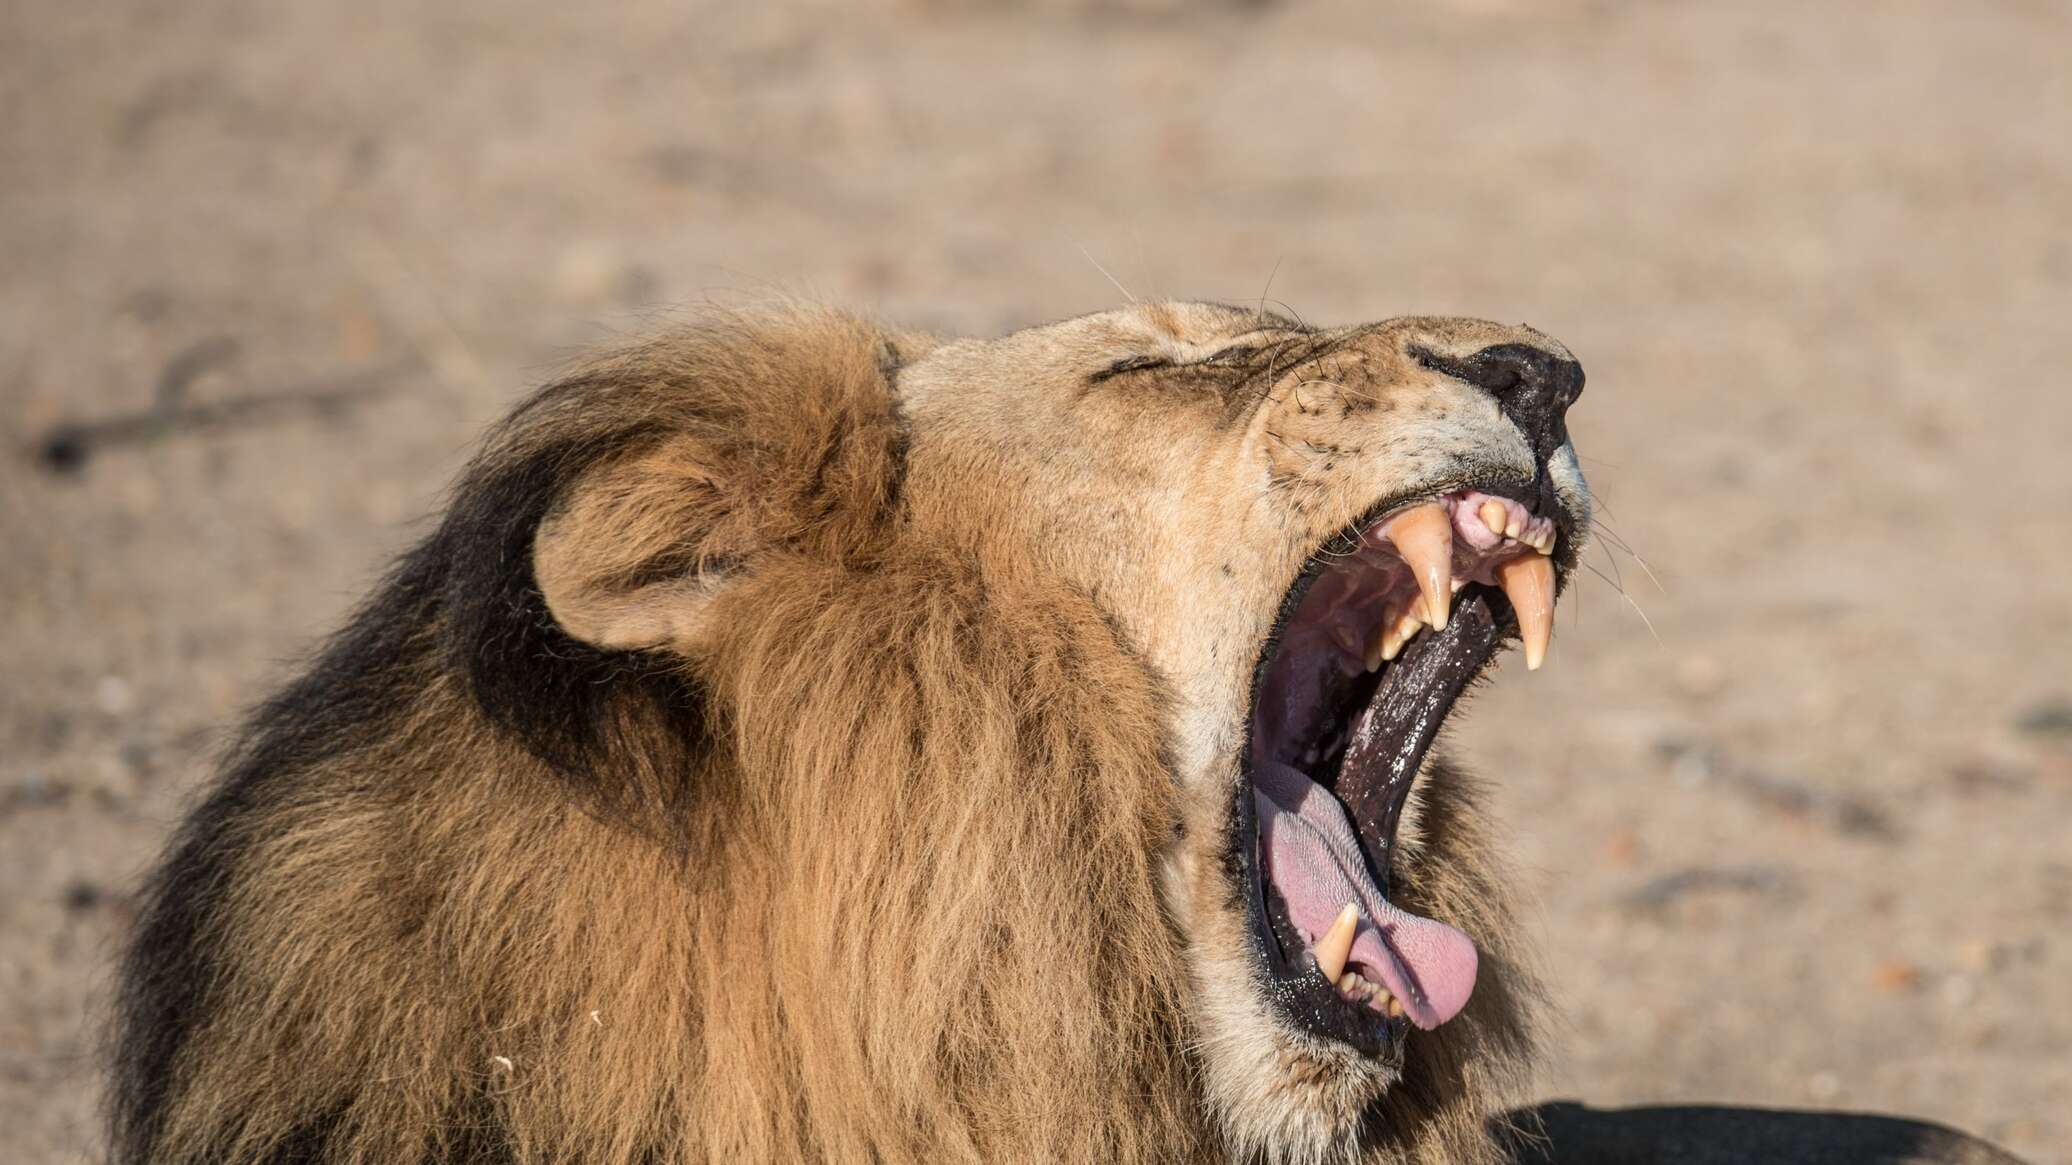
[33,337,413,475]
[1620,864,1799,913]
[1655,735,1898,841]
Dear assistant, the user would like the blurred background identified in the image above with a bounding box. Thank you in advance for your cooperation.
[3,1,2068,1161]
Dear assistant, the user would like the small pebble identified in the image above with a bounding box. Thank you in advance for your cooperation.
[1870,960,1921,993]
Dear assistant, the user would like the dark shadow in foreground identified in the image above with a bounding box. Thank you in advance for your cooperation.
[1497,1101,2029,1165]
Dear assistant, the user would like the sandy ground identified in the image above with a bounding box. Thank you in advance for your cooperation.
[3,1,2069,1161]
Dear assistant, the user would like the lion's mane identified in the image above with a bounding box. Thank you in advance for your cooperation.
[112,308,1535,1165]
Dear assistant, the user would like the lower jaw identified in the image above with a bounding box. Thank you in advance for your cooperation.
[1260,872,1410,1060]
[1232,591,1509,1055]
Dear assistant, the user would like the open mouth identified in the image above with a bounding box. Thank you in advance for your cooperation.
[1236,487,1564,1055]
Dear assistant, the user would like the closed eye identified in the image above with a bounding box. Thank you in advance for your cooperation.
[1089,354,1172,383]
[1088,342,1268,386]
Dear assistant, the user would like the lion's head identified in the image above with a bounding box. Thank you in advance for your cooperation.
[115,301,1587,1165]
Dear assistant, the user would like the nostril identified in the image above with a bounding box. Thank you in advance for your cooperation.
[1408,342,1584,460]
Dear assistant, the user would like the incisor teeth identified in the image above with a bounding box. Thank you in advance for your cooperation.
[1496,553,1556,671]
[1386,503,1454,631]
[1477,498,1508,538]
[1334,972,1382,1002]
[1312,903,1359,983]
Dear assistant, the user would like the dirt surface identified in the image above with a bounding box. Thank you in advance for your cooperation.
[4,2,2068,1161]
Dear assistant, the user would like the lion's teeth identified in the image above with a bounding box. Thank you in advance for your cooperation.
[1380,625,1405,663]
[1381,608,1423,663]
[1385,503,1453,632]
[1311,903,1359,983]
[1496,553,1556,671]
[1332,621,1364,660]
[1476,498,1509,538]
[1385,994,1406,1019]
[1363,622,1387,672]
[1335,971,1386,1002]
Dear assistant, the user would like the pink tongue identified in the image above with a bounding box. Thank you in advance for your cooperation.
[1254,760,1478,1030]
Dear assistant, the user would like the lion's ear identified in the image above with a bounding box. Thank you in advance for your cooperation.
[515,309,923,657]
[532,439,751,653]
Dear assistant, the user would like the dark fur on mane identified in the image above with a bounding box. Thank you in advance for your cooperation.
[114,374,723,1165]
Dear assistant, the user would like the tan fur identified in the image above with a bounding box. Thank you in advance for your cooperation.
[123,302,1587,1165]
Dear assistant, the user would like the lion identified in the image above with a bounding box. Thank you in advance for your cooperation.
[111,298,2008,1165]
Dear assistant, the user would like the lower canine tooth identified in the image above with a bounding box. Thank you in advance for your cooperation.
[1385,995,1406,1019]
[1312,903,1359,983]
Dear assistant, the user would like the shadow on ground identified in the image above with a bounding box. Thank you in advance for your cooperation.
[1500,1102,2029,1165]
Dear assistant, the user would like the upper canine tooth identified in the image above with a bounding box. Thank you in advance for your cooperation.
[1496,553,1556,670]
[1312,903,1359,983]
[1386,503,1454,631]
[1476,498,1508,538]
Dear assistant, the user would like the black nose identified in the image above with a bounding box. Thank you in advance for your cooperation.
[1411,343,1585,465]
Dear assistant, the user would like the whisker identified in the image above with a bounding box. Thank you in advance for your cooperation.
[1590,519,1667,594]
[1618,544,1667,595]
[1594,535,1627,597]
[1280,376,1380,406]
[1257,258,1284,326]
[1581,560,1662,644]
[1250,338,1299,407]
[1076,245,1137,304]
[1263,297,1310,331]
